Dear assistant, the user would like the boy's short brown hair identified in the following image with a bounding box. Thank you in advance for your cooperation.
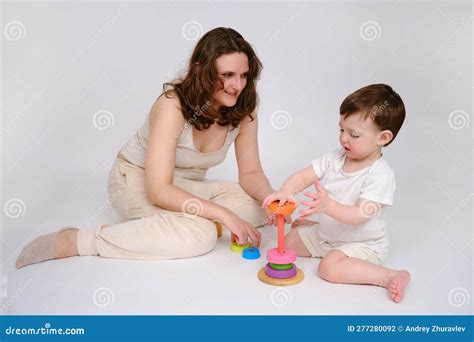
[340,84,406,146]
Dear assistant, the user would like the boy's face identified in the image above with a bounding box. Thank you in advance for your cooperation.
[338,112,392,160]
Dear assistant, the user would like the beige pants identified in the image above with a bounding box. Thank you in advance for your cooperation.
[76,159,267,260]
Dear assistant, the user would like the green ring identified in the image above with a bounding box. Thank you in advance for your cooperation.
[269,263,293,270]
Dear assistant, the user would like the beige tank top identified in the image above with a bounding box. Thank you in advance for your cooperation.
[119,113,240,181]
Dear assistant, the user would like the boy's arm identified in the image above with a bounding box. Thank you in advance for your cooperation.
[324,198,382,226]
[280,166,319,196]
[300,180,382,226]
[262,166,318,207]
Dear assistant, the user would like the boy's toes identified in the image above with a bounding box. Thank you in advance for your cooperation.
[393,293,403,303]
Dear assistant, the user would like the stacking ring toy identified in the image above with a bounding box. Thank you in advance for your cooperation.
[231,242,250,254]
[258,200,304,286]
[243,247,260,260]
[267,201,296,253]
[269,263,293,270]
[267,248,296,264]
[265,263,297,279]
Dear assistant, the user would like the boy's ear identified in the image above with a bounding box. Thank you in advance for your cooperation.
[378,130,393,146]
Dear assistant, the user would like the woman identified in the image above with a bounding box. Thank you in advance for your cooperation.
[16,27,277,268]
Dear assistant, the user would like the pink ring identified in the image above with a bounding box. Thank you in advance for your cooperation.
[265,263,297,279]
[267,248,296,264]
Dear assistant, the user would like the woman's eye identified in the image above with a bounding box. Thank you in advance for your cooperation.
[241,74,248,79]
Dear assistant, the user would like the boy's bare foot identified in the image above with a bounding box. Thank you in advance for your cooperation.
[15,227,79,269]
[291,218,319,228]
[387,270,410,303]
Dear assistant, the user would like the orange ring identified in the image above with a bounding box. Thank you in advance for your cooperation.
[267,201,296,215]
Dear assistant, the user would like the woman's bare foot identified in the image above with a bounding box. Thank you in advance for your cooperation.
[15,227,79,269]
[387,270,411,303]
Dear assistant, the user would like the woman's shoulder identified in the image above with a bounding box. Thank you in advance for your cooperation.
[236,110,257,131]
[149,92,185,126]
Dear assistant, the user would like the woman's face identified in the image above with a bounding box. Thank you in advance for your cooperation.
[213,52,249,109]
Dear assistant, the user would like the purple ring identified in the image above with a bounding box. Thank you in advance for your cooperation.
[265,263,297,279]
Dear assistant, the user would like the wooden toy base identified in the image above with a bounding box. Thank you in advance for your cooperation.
[258,267,304,286]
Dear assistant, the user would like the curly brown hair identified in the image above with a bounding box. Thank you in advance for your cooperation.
[163,27,263,130]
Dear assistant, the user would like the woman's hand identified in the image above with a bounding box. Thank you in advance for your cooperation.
[221,210,261,247]
[262,191,297,226]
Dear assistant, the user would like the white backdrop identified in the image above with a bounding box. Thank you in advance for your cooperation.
[2,1,472,314]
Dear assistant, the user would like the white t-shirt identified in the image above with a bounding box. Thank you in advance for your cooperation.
[310,148,396,253]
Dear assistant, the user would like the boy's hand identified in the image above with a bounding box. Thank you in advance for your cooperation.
[299,179,333,217]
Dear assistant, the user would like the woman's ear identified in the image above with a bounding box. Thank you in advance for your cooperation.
[378,130,393,146]
[193,62,200,73]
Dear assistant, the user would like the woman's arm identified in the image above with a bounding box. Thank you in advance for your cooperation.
[144,95,260,245]
[234,113,275,203]
[144,95,229,223]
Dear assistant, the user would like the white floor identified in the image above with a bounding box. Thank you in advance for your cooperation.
[2,197,472,315]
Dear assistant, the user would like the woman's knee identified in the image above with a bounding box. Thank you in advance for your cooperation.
[194,220,218,254]
[173,216,218,257]
[212,182,266,228]
[245,205,267,228]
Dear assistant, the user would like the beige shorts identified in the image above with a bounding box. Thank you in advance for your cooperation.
[297,224,386,265]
